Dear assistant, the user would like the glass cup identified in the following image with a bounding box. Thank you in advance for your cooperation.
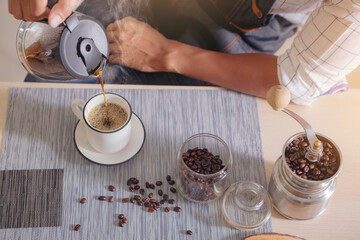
[176,133,232,202]
[71,93,132,154]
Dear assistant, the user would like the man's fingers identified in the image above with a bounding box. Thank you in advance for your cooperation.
[48,0,75,28]
[29,0,49,20]
[11,0,24,19]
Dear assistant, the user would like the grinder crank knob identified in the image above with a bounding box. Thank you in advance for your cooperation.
[266,85,291,111]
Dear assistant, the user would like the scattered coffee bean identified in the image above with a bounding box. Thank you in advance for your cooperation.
[160,199,165,204]
[143,197,149,202]
[74,224,81,231]
[174,207,181,212]
[166,175,171,181]
[122,217,128,224]
[118,214,125,220]
[130,198,135,203]
[156,181,162,186]
[148,208,154,213]
[150,199,156,204]
[134,195,141,200]
[129,186,134,192]
[164,207,170,212]
[144,202,151,207]
[154,205,160,210]
[108,185,115,192]
[149,184,155,189]
[134,185,140,190]
[98,196,106,201]
[137,200,143,206]
[119,222,124,227]
[170,187,177,193]
[158,189,163,196]
[163,194,169,201]
[186,230,193,235]
[148,193,154,198]
[168,180,175,185]
[139,189,145,195]
[80,198,86,204]
[145,182,150,188]
[108,196,114,203]
[168,199,175,204]
[127,178,133,186]
[132,178,139,184]
[122,198,130,203]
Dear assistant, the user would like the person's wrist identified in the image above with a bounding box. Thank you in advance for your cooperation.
[164,40,188,74]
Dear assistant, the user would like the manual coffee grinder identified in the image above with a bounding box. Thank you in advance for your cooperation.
[266,85,343,220]
[16,0,109,81]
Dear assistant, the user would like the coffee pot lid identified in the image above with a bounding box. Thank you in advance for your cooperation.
[59,12,109,79]
[222,181,272,231]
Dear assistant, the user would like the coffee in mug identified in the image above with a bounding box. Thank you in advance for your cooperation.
[87,103,128,131]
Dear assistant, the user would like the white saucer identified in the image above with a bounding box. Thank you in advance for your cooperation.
[74,113,146,165]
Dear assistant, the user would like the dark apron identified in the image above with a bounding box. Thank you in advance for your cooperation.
[25,0,297,85]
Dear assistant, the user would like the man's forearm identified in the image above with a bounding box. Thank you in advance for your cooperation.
[166,40,279,98]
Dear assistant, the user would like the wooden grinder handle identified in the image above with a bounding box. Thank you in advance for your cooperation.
[266,85,291,111]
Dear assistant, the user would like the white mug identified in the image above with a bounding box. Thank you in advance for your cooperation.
[71,93,132,154]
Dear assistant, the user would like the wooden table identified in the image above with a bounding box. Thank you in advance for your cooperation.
[0,82,359,240]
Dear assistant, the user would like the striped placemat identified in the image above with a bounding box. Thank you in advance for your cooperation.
[0,87,271,239]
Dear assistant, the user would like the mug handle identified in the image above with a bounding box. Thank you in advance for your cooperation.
[71,99,86,120]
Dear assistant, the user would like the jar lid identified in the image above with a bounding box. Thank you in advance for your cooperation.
[222,181,272,231]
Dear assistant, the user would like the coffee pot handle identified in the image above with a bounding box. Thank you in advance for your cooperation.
[266,85,291,111]
[71,99,86,121]
[47,0,58,9]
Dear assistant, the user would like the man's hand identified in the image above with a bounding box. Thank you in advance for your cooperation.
[8,0,76,28]
[106,17,175,72]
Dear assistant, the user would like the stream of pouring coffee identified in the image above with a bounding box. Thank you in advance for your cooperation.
[96,71,110,124]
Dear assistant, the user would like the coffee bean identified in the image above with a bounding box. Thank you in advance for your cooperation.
[80,198,86,204]
[183,148,225,175]
[168,199,175,204]
[156,181,162,186]
[150,199,156,203]
[132,178,139,184]
[144,202,151,207]
[170,187,177,193]
[119,222,124,227]
[285,137,339,180]
[127,179,133,186]
[74,224,81,231]
[148,193,153,198]
[163,194,169,201]
[98,196,106,201]
[148,208,154,213]
[108,185,115,192]
[122,198,130,203]
[129,186,134,192]
[174,207,181,212]
[139,189,145,195]
[149,184,155,189]
[122,217,128,224]
[158,190,163,196]
[154,205,160,210]
[168,180,175,185]
[160,200,165,204]
[143,197,149,202]
[118,214,125,219]
[186,230,193,235]
[166,175,171,181]
[137,200,143,206]
[130,198,135,203]
[145,182,150,188]
[164,207,170,212]
[108,196,114,203]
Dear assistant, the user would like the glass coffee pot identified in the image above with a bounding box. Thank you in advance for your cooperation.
[16,0,109,81]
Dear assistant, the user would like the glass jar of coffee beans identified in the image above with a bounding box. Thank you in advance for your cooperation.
[176,133,233,203]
